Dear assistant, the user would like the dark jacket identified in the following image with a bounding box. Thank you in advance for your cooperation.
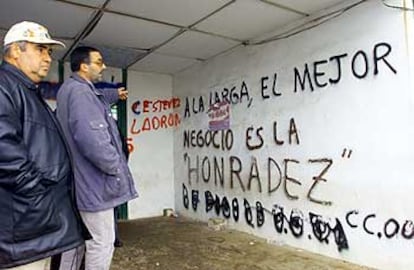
[56,74,137,212]
[0,62,86,268]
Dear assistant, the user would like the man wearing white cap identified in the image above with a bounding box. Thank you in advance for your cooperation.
[0,21,87,270]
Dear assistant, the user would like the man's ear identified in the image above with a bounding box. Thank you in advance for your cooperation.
[80,62,89,73]
[9,43,21,59]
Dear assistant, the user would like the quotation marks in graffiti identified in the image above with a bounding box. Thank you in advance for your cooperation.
[346,210,414,240]
[182,117,358,206]
[341,148,353,159]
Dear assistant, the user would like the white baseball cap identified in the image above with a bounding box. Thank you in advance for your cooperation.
[4,21,65,48]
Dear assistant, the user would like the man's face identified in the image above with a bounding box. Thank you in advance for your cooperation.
[15,42,52,83]
[87,51,106,83]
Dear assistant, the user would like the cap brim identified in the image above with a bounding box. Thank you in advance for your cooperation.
[5,38,67,49]
[37,39,66,49]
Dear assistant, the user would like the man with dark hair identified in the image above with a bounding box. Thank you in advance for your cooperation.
[0,21,87,270]
[56,46,138,270]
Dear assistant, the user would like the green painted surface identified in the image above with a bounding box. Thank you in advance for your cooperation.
[116,68,129,220]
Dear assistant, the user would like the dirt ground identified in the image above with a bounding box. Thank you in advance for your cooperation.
[111,216,373,270]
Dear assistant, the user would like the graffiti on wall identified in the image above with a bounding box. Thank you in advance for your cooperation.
[184,81,253,118]
[345,210,414,240]
[292,42,396,93]
[183,184,414,251]
[208,100,230,131]
[180,41,400,252]
[182,121,357,252]
[183,184,349,251]
[129,97,181,152]
[183,42,396,119]
[182,118,343,206]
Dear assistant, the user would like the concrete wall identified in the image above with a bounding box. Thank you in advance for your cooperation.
[173,0,414,269]
[127,70,176,219]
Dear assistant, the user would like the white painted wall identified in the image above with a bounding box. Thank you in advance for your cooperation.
[127,70,176,219]
[173,0,414,269]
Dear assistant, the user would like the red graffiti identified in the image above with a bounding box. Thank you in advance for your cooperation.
[142,98,180,113]
[130,112,181,135]
[127,137,135,153]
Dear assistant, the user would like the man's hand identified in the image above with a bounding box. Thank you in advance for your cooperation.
[118,87,128,100]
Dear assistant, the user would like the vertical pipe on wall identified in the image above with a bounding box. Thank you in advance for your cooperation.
[116,68,129,220]
[58,60,64,83]
[119,68,128,142]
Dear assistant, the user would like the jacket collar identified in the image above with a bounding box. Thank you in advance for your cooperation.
[71,73,103,96]
[1,61,38,90]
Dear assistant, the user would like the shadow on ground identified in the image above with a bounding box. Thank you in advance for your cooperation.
[111,216,373,270]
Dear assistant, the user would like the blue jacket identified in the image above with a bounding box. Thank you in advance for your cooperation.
[0,62,87,268]
[56,74,138,212]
